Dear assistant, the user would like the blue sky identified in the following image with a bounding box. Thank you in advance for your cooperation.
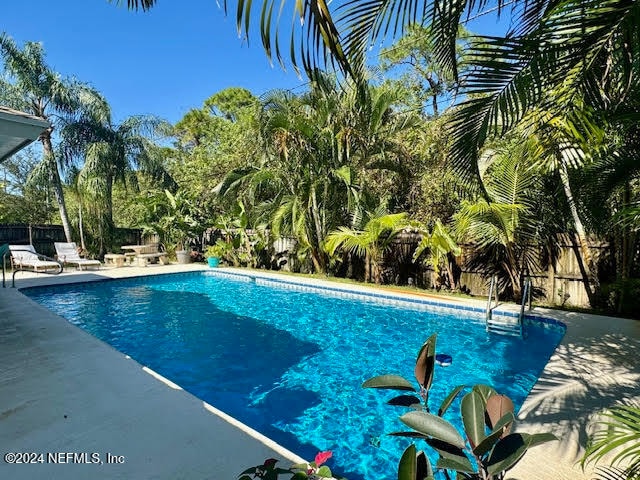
[4,1,506,125]
[3,0,306,124]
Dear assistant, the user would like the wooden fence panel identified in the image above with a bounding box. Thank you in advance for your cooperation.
[0,224,142,258]
[388,232,611,308]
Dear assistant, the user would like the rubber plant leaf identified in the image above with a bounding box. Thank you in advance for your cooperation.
[461,390,486,449]
[485,394,515,431]
[414,334,437,391]
[316,466,332,478]
[438,385,465,417]
[473,412,516,457]
[416,451,435,480]
[426,438,477,474]
[400,410,466,449]
[388,395,423,407]
[528,432,557,448]
[362,374,416,391]
[398,444,418,480]
[486,433,531,476]
[435,457,477,474]
[472,384,497,403]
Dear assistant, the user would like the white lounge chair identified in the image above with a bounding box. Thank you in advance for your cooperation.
[9,245,63,273]
[54,242,101,270]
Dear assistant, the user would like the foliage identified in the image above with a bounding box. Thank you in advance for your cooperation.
[412,219,461,289]
[325,210,409,283]
[139,189,203,251]
[600,280,640,317]
[213,204,269,268]
[205,240,231,259]
[453,137,549,301]
[217,76,417,274]
[171,87,261,224]
[239,452,340,480]
[364,335,556,479]
[379,24,469,116]
[0,147,56,224]
[0,34,109,242]
[581,404,640,480]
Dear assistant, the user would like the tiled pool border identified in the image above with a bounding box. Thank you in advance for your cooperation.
[203,269,567,334]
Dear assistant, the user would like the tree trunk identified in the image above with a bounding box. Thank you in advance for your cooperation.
[101,173,115,256]
[426,76,439,116]
[309,187,326,273]
[559,162,599,307]
[41,131,73,242]
[78,203,86,251]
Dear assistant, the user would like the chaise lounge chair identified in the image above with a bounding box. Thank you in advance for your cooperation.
[54,242,101,270]
[9,245,63,273]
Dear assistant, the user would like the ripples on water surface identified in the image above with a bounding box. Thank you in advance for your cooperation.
[25,272,565,480]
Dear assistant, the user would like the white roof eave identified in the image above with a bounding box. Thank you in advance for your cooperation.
[0,106,50,163]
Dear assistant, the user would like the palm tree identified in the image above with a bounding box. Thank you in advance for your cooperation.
[217,75,416,273]
[325,210,409,283]
[412,219,461,289]
[59,115,175,252]
[0,35,109,242]
[453,137,546,301]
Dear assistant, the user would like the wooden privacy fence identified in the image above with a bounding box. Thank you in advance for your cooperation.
[0,224,142,258]
[387,232,611,308]
[0,224,65,257]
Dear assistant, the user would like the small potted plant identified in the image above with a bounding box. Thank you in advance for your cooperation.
[205,241,228,268]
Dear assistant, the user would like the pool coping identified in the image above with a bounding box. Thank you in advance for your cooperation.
[1,264,639,479]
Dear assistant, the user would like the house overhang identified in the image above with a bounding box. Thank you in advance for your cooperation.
[0,106,49,163]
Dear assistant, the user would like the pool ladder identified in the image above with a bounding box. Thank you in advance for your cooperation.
[485,276,530,338]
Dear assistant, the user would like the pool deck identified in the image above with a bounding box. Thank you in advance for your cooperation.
[1,264,638,479]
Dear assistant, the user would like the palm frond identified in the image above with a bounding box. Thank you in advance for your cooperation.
[448,0,638,185]
[582,405,640,478]
[111,0,157,11]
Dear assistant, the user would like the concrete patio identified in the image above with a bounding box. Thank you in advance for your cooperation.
[0,264,638,479]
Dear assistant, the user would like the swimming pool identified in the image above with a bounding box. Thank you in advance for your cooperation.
[24,271,565,479]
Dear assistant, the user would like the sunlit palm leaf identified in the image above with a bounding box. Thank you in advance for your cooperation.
[582,405,640,479]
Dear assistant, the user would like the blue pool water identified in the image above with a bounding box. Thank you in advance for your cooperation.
[24,271,565,479]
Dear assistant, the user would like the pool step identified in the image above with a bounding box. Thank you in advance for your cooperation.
[486,316,523,337]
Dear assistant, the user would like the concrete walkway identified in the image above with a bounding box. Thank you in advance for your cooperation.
[0,265,638,479]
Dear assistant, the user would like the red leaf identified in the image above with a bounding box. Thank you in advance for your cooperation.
[314,451,332,466]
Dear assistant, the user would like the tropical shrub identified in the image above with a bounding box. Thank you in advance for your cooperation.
[363,335,556,479]
[581,404,640,480]
[325,211,409,284]
[412,220,461,290]
[205,240,231,259]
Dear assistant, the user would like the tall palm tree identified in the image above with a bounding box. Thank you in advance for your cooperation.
[0,35,109,242]
[60,115,175,253]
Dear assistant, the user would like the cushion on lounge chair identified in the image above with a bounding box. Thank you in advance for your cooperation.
[54,242,101,270]
[9,245,62,272]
